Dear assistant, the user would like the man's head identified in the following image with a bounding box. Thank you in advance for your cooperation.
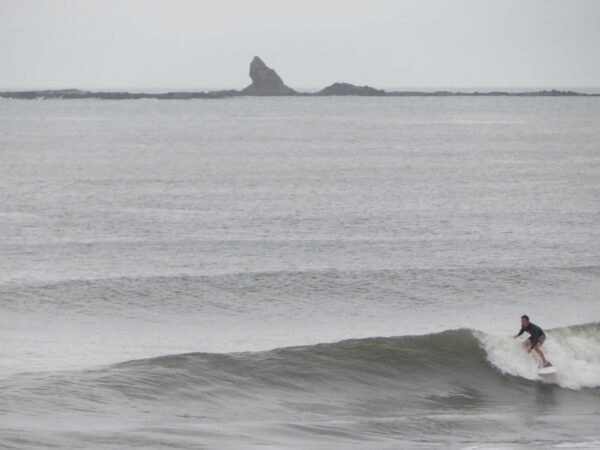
[521,314,530,327]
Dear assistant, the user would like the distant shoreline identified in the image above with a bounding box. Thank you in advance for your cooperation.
[1,88,598,100]
[2,56,599,100]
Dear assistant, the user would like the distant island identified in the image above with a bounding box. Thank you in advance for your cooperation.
[1,56,597,99]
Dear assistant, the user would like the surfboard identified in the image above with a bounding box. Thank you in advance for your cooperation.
[538,365,557,375]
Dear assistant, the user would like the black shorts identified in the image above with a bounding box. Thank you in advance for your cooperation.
[530,335,546,346]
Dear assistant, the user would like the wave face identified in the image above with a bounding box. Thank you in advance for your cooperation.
[4,323,599,411]
[1,324,599,448]
[113,321,600,395]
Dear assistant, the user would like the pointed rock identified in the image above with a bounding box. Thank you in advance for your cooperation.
[241,56,296,96]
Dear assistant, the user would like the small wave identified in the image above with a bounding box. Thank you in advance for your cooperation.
[5,263,600,289]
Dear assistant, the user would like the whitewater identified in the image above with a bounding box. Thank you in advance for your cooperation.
[1,97,599,448]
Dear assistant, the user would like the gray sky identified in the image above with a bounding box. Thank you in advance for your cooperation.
[1,0,599,90]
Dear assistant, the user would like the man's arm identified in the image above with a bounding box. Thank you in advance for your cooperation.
[513,327,525,339]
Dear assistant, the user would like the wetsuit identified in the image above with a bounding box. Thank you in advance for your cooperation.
[516,322,545,348]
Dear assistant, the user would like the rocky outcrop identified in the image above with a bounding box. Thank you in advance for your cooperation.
[318,82,386,96]
[241,56,296,96]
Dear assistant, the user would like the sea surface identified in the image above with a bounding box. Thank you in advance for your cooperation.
[0,97,599,449]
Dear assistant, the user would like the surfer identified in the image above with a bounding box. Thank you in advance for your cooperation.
[513,315,552,368]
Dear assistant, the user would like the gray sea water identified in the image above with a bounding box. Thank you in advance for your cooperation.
[1,97,599,449]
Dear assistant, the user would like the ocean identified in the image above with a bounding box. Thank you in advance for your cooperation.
[0,96,599,449]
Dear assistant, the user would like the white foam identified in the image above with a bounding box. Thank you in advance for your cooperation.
[476,325,600,389]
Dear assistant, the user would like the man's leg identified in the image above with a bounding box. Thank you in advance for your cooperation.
[533,342,548,366]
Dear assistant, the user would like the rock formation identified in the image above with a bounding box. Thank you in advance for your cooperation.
[241,56,296,96]
[318,82,386,96]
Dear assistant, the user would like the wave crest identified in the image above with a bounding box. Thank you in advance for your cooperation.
[479,322,600,389]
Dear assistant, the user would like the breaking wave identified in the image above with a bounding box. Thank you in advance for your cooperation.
[3,322,599,421]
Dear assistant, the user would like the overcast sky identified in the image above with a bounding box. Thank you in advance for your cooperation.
[1,0,599,90]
